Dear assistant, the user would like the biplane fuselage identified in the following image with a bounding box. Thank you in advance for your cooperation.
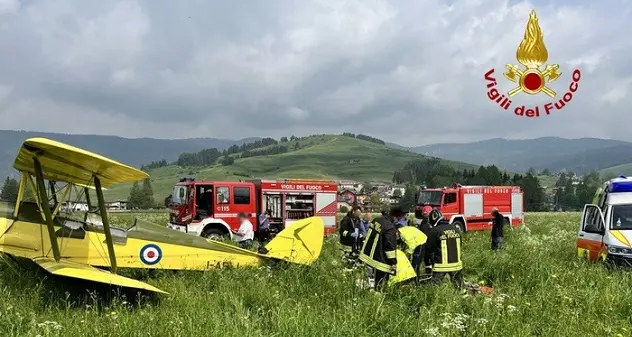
[0,138,324,294]
[0,204,264,269]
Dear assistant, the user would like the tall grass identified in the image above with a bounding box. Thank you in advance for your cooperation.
[1,212,631,336]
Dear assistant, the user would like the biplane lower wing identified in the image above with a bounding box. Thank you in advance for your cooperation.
[33,257,167,294]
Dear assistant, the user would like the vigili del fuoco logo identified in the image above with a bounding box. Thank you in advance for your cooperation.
[484,10,581,117]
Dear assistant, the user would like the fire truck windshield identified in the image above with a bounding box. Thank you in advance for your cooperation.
[172,185,187,204]
[418,190,442,205]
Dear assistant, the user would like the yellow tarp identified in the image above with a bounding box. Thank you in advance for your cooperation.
[33,257,167,294]
[388,250,418,286]
[13,138,148,187]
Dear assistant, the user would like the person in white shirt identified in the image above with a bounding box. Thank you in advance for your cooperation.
[233,212,254,249]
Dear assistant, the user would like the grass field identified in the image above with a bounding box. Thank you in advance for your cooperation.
[101,135,477,201]
[2,212,631,336]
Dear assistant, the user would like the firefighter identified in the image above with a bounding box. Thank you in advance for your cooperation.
[418,205,434,275]
[491,207,505,250]
[256,210,272,254]
[339,206,363,257]
[359,208,399,289]
[423,209,464,288]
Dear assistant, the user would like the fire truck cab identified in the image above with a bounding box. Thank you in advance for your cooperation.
[414,184,524,232]
[167,178,338,239]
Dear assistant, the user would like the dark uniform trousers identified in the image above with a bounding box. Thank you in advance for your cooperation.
[374,270,390,289]
[424,270,464,288]
[491,236,504,250]
[411,245,423,275]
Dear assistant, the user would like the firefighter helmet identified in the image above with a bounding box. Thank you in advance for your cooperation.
[389,207,405,218]
[428,209,444,226]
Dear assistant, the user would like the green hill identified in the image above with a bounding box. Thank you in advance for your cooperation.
[600,163,632,179]
[103,135,477,201]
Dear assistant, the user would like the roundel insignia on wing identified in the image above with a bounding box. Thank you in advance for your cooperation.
[140,243,162,265]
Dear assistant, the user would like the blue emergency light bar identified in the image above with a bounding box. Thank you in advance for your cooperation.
[606,176,632,193]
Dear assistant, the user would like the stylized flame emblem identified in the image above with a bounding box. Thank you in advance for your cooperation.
[504,10,562,97]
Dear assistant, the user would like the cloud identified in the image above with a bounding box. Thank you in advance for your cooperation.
[0,0,630,146]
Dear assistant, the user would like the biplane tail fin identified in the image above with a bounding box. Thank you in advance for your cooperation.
[263,216,324,265]
[33,257,167,294]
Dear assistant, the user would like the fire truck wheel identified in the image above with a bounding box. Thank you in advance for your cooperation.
[453,220,465,233]
[201,227,227,240]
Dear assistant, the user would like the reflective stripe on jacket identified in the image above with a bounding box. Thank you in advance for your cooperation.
[359,216,398,274]
[427,221,463,272]
[398,226,427,255]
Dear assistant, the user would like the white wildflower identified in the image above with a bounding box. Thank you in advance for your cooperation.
[507,305,517,313]
[37,321,63,331]
[423,327,440,336]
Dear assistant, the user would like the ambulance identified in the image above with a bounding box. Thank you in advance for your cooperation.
[577,176,632,266]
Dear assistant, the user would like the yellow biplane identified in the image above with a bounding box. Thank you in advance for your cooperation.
[0,138,325,294]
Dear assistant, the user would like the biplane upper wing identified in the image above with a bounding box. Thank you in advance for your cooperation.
[33,257,168,294]
[13,137,148,187]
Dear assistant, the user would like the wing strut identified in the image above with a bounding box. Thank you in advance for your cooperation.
[33,157,61,262]
[84,187,92,211]
[94,175,117,274]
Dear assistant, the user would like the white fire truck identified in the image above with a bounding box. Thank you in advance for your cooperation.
[166,178,338,239]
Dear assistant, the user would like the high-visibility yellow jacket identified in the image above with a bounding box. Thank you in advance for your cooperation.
[398,226,427,255]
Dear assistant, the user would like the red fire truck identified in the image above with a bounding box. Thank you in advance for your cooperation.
[166,178,338,239]
[414,184,524,232]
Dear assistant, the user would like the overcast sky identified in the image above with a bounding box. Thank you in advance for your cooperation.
[0,0,630,146]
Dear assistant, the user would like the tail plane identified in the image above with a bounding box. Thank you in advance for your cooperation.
[263,216,324,265]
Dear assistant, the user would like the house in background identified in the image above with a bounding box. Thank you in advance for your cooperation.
[337,180,363,193]
[106,200,128,210]
[388,185,406,197]
[62,201,89,212]
[337,189,357,211]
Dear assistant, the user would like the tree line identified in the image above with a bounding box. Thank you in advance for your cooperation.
[553,171,601,211]
[127,178,158,209]
[175,137,300,167]
[341,132,386,145]
[141,159,169,171]
[222,137,278,156]
[241,145,289,158]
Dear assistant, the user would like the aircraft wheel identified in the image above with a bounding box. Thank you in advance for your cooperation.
[202,227,227,240]
[453,220,465,233]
